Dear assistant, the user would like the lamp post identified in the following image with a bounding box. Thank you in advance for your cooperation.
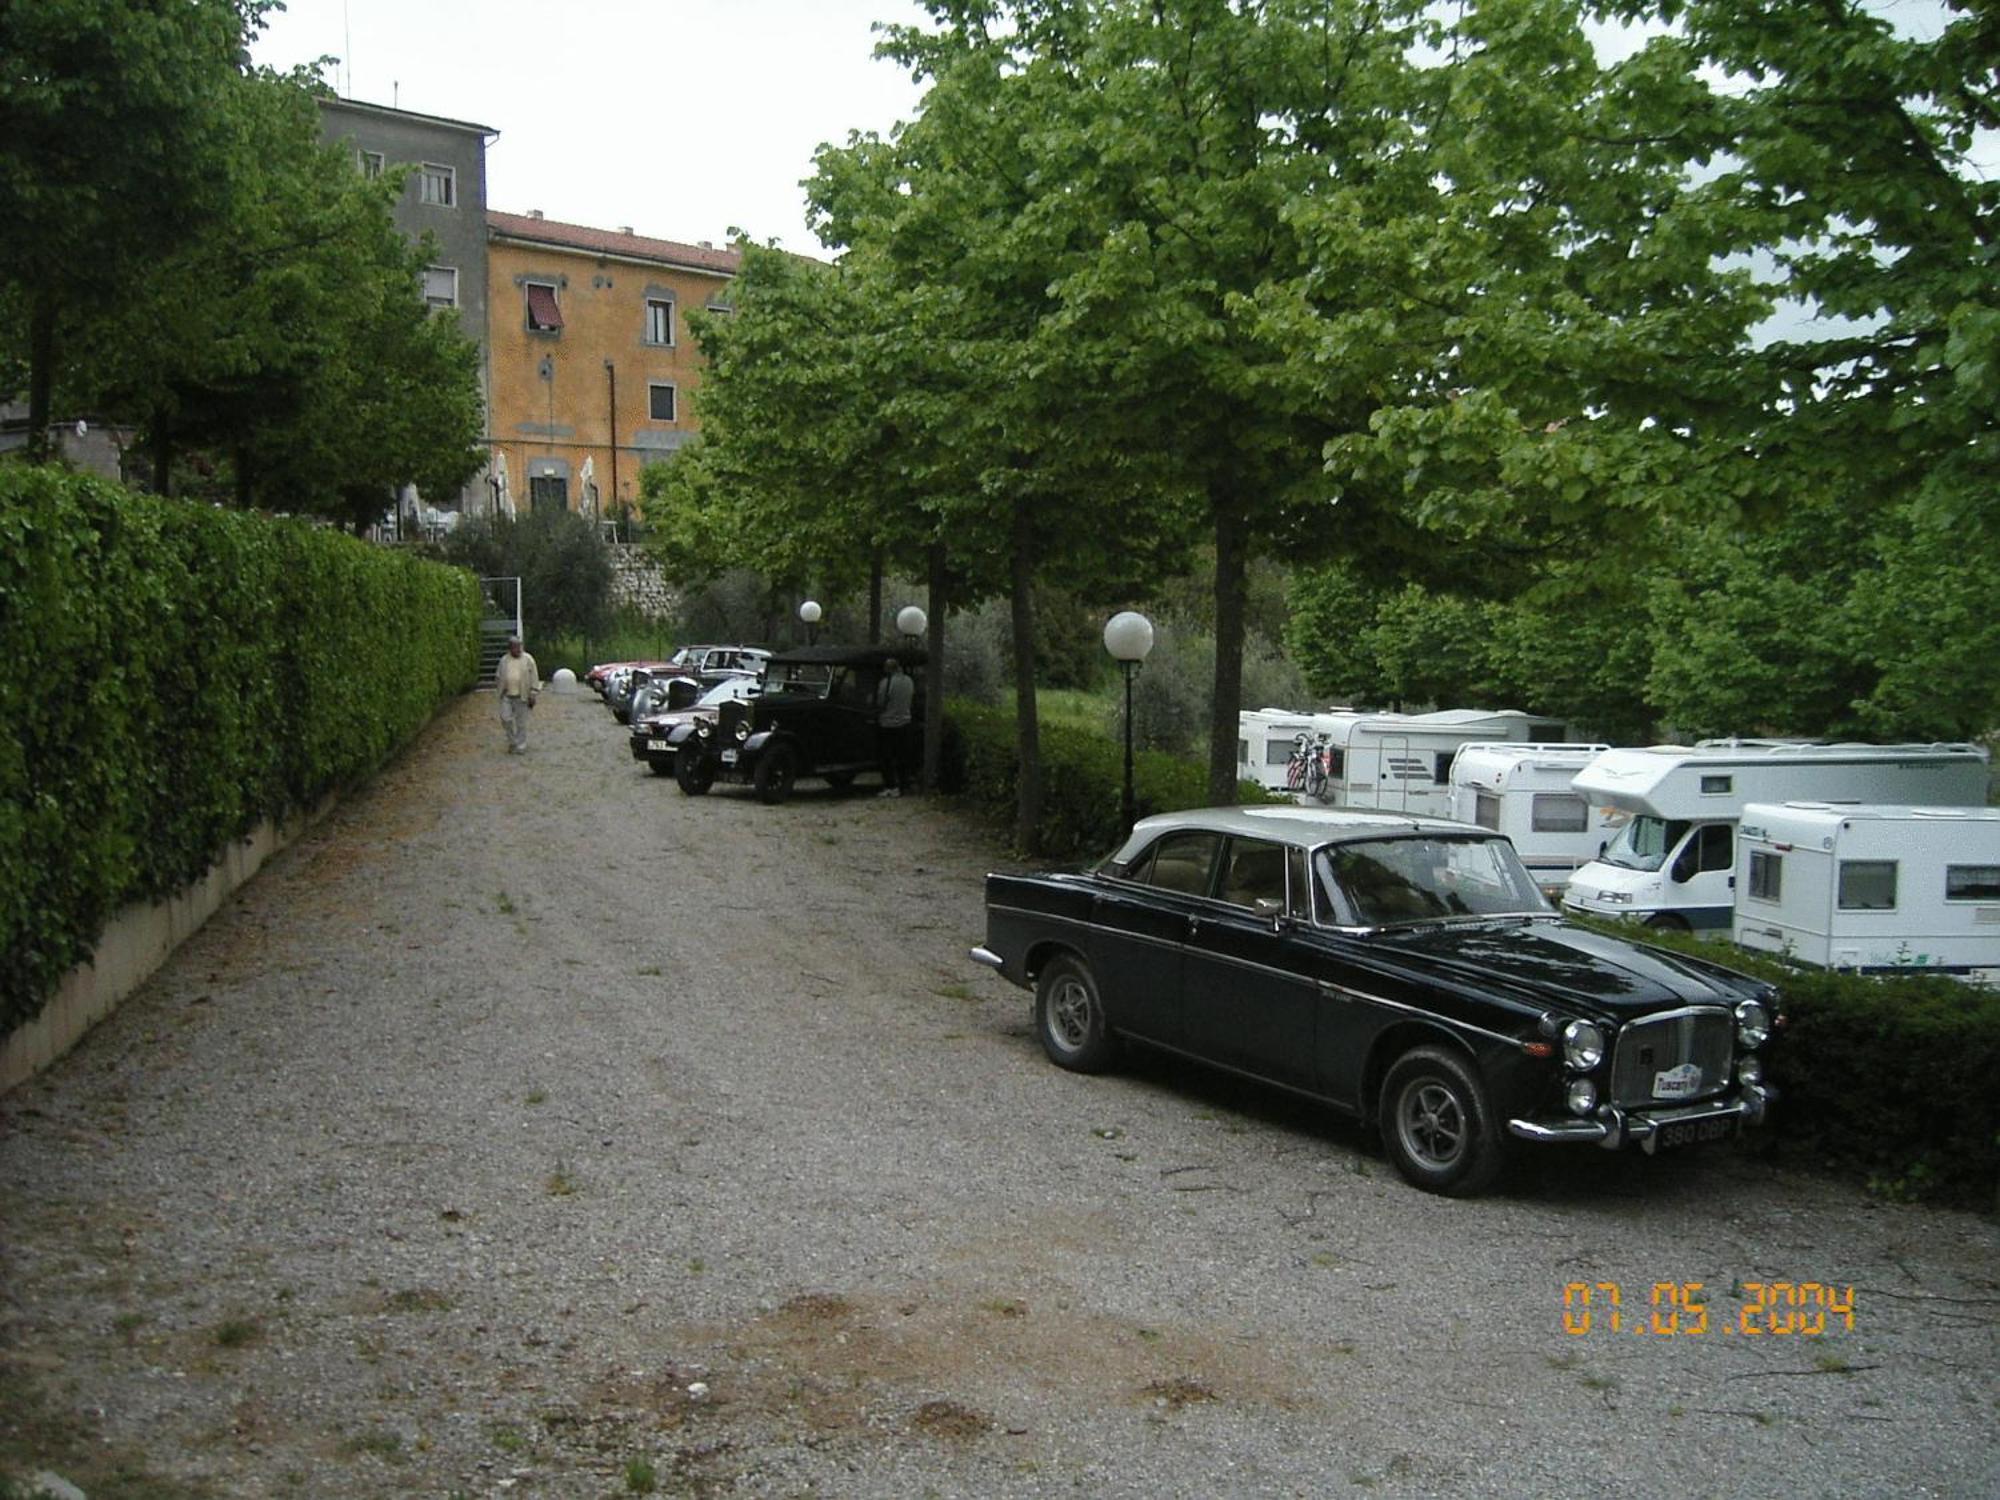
[799,598,822,645]
[895,605,927,645]
[1103,611,1155,836]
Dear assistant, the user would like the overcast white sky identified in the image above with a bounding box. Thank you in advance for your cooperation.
[251,0,936,253]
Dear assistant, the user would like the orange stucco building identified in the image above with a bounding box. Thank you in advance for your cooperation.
[485,211,740,520]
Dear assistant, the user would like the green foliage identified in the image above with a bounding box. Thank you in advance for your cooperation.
[1568,915,2000,1208]
[0,466,479,1038]
[440,509,613,644]
[941,700,1274,861]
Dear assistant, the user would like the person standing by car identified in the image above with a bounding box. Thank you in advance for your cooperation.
[496,635,540,754]
[875,656,916,797]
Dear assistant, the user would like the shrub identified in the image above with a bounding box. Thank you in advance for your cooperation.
[941,700,1274,860]
[1567,915,2000,1209]
[0,466,479,1039]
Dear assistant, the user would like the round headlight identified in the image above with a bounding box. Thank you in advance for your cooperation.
[1567,1077,1599,1115]
[1736,1056,1763,1087]
[695,722,711,739]
[734,720,751,742]
[1561,1019,1607,1072]
[1735,999,1771,1050]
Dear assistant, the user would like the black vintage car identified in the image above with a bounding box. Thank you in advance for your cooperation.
[972,804,1780,1195]
[668,645,925,804]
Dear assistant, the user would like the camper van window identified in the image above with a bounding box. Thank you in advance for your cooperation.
[1699,774,1734,795]
[1748,851,1783,902]
[1837,860,1898,911]
[1433,751,1457,784]
[1266,742,1294,767]
[1530,793,1588,834]
[1600,815,1689,872]
[1327,747,1345,778]
[1474,792,1502,831]
[1945,865,2000,902]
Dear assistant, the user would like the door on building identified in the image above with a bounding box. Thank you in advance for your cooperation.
[529,475,567,512]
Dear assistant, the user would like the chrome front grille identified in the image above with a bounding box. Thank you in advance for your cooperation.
[1609,1008,1734,1108]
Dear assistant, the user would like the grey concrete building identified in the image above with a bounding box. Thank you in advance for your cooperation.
[317,98,498,514]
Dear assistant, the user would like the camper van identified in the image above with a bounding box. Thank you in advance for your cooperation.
[1237,707,1567,812]
[1734,803,2000,979]
[1448,743,1621,896]
[1237,708,1325,795]
[1563,740,1991,931]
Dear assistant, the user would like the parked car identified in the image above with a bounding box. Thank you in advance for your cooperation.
[630,675,761,775]
[668,645,923,803]
[971,804,1780,1196]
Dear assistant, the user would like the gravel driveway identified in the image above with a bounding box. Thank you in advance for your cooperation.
[2,688,1995,1499]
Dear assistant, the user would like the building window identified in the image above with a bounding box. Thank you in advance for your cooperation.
[1748,850,1782,903]
[423,265,458,310]
[359,149,385,179]
[648,382,676,422]
[528,475,567,512]
[1837,859,1897,911]
[525,281,563,333]
[1945,864,2000,902]
[418,162,456,207]
[706,292,734,314]
[644,297,674,346]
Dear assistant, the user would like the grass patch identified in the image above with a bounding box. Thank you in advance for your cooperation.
[489,1424,528,1454]
[495,891,516,915]
[385,1288,454,1314]
[337,1428,404,1462]
[932,983,975,1002]
[524,1088,548,1106]
[212,1317,262,1349]
[546,1164,579,1197]
[624,1456,659,1493]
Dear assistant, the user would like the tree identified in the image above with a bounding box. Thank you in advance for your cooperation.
[440,509,612,643]
[0,0,250,456]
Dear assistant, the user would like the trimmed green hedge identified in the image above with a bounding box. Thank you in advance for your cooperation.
[940,699,1276,861]
[1568,916,2000,1209]
[0,466,481,1038]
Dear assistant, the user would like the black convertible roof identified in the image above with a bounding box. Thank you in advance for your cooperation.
[765,644,928,668]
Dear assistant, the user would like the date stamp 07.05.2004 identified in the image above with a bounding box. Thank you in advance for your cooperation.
[1561,1280,1856,1338]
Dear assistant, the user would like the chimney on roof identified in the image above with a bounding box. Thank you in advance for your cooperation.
[699,240,713,249]
[528,209,543,219]
[619,225,634,236]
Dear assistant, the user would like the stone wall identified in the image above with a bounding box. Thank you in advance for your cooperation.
[609,543,677,620]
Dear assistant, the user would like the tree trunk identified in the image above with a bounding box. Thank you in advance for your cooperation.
[869,547,884,645]
[25,291,57,464]
[1208,496,1249,806]
[151,417,172,496]
[1009,498,1043,851]
[923,539,947,792]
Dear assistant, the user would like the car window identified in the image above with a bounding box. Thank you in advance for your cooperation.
[1316,836,1547,925]
[1131,832,1221,897]
[1219,838,1288,911]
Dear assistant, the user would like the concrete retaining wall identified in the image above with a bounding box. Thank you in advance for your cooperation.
[0,803,325,1094]
[609,543,677,620]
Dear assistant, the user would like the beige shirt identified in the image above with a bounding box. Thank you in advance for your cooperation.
[496,653,540,701]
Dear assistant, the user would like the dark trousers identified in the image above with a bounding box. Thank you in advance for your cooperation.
[878,722,917,790]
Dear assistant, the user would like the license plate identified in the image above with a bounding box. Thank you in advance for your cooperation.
[646,739,669,752]
[1656,1116,1737,1150]
[721,749,738,764]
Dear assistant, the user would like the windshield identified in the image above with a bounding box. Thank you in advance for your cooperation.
[761,663,833,697]
[697,677,754,708]
[1314,835,1549,926]
[1599,815,1688,873]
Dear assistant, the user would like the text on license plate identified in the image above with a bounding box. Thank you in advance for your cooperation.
[721,749,738,764]
[646,739,669,752]
[1656,1116,1736,1150]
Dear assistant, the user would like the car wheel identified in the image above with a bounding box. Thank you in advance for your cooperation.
[754,746,797,804]
[1378,1046,1504,1196]
[676,754,714,796]
[1644,912,1692,933]
[1035,955,1115,1073]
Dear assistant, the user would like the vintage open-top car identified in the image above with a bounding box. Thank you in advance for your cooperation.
[630,674,761,775]
[669,645,924,804]
[972,804,1780,1195]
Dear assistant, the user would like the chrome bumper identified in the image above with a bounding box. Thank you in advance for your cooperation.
[1508,1085,1776,1153]
[969,945,1005,972]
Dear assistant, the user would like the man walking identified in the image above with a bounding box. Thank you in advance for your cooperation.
[496,635,540,754]
[875,656,916,797]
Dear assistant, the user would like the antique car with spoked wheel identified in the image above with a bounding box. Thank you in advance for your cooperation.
[972,805,1780,1196]
[631,674,761,775]
[668,645,924,804]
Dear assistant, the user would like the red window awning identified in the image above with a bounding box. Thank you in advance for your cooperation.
[526,283,563,331]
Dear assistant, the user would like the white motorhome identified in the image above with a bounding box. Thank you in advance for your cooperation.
[1563,740,1991,931]
[1448,743,1620,896]
[1734,803,2000,978]
[1236,707,1567,811]
[1237,708,1325,795]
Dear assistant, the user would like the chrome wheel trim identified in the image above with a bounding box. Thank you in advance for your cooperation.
[1397,1080,1468,1170]
[1047,974,1094,1053]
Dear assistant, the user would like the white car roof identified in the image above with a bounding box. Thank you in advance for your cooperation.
[1114,803,1491,861]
